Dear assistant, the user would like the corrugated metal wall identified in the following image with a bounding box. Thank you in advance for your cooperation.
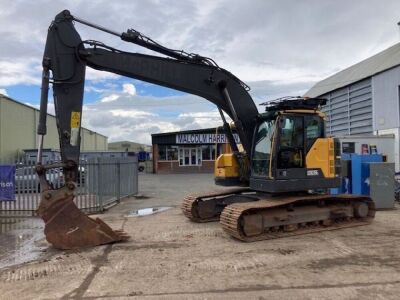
[321,78,373,136]
[0,95,108,162]
[372,65,400,130]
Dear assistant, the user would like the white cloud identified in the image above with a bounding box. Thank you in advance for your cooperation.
[100,83,136,103]
[24,101,56,115]
[122,83,136,96]
[85,68,120,82]
[100,94,119,103]
[0,88,8,96]
[177,111,228,129]
[0,60,40,86]
[248,80,314,104]
[109,109,155,118]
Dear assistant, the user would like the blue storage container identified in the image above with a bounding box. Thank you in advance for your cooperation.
[351,154,383,195]
[341,154,352,194]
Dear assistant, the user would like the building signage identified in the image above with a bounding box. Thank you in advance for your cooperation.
[176,133,240,144]
[0,165,16,201]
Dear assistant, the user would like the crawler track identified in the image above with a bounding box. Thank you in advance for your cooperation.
[181,188,252,222]
[220,194,375,242]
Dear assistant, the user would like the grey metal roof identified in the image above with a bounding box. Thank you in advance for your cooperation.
[305,42,400,97]
[151,127,219,137]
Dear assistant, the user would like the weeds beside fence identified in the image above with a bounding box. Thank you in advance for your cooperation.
[0,157,138,217]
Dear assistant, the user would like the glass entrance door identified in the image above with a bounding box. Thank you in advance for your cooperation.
[179,147,202,166]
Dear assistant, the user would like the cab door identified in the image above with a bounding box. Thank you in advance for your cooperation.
[251,118,276,178]
[276,116,304,169]
[275,114,325,179]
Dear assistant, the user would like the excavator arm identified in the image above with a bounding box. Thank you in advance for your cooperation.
[36,10,259,249]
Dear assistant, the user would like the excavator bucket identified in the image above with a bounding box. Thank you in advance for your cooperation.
[37,186,129,250]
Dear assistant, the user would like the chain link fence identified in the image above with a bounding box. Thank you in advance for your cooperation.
[0,157,138,217]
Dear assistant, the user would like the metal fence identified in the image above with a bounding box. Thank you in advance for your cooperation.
[0,157,138,217]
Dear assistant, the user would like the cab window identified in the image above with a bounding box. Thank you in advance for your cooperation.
[305,115,324,152]
[277,116,304,169]
[252,119,275,177]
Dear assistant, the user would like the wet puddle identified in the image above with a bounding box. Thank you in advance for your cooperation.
[127,207,172,217]
[0,217,47,269]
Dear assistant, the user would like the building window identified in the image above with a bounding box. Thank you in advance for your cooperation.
[211,144,223,160]
[202,145,222,160]
[201,145,211,160]
[158,145,178,161]
[158,146,167,160]
[168,145,178,160]
[198,145,224,160]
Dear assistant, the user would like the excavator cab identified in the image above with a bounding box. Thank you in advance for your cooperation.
[214,97,341,192]
[249,97,341,193]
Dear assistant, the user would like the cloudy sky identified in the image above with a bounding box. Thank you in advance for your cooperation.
[1,0,400,144]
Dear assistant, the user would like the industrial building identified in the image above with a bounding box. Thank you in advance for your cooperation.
[108,141,152,153]
[152,128,237,174]
[0,94,108,163]
[305,42,400,170]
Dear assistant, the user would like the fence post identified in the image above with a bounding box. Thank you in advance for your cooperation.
[133,157,138,196]
[117,159,121,202]
[97,157,104,212]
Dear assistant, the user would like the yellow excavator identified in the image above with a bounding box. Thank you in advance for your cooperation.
[36,10,375,249]
[183,97,375,240]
